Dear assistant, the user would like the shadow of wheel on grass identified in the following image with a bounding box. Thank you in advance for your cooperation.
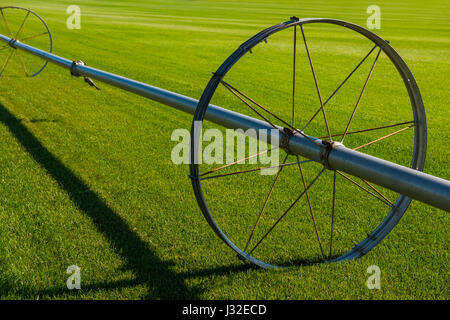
[0,102,334,299]
[0,102,201,299]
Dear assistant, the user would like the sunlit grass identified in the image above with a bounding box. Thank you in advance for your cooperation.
[0,0,448,299]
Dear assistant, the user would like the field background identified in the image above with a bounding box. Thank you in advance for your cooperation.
[0,0,448,299]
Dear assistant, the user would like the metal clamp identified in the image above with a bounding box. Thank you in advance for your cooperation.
[70,60,85,77]
[8,38,17,49]
[70,60,100,90]
[280,127,294,154]
[320,141,342,170]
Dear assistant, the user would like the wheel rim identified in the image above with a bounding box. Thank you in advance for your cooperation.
[190,18,426,269]
[0,6,52,77]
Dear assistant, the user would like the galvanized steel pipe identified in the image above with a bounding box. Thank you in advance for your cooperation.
[1,34,449,212]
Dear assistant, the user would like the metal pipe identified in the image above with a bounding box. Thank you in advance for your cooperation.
[290,139,450,211]
[327,145,450,212]
[1,34,449,212]
[0,35,283,143]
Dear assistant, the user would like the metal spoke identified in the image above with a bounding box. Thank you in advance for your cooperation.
[0,49,14,76]
[300,25,332,142]
[292,25,297,128]
[296,155,325,259]
[353,124,414,151]
[301,44,378,132]
[200,158,313,181]
[336,171,394,208]
[0,10,32,77]
[248,168,326,255]
[200,147,279,177]
[329,170,336,259]
[15,11,30,40]
[1,9,14,37]
[340,47,382,143]
[221,80,283,135]
[360,178,395,207]
[317,120,415,140]
[21,31,49,42]
[221,80,322,147]
[16,50,29,76]
[244,154,289,252]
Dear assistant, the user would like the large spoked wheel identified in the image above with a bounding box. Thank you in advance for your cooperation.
[190,18,426,268]
[0,6,52,77]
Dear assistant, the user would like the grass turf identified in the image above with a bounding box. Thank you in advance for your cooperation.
[0,0,448,299]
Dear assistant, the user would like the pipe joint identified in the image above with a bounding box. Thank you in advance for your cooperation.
[320,141,343,170]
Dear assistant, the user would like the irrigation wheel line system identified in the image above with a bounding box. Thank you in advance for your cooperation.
[0,6,449,269]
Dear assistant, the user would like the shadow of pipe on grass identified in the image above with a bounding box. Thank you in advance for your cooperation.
[27,118,59,123]
[0,263,259,299]
[0,102,204,299]
[0,102,333,299]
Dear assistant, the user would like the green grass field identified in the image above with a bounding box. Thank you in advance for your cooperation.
[0,0,448,299]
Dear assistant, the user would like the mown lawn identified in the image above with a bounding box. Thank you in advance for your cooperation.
[0,0,448,299]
